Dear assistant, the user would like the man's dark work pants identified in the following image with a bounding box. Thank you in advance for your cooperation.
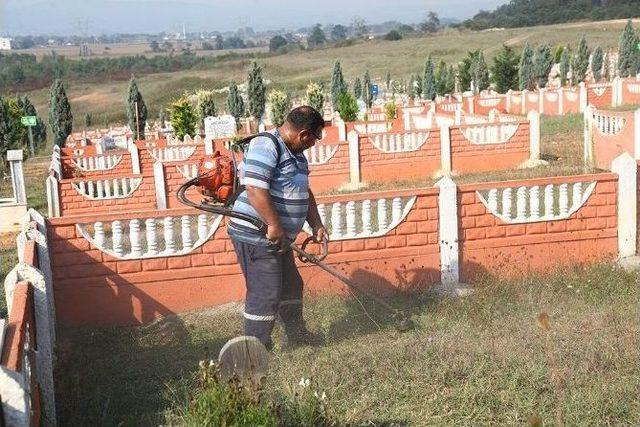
[232,239,304,347]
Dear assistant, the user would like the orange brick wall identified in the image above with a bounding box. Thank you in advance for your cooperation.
[474,97,507,115]
[61,151,133,179]
[592,110,636,170]
[587,85,613,109]
[622,80,640,105]
[450,122,530,173]
[457,174,618,282]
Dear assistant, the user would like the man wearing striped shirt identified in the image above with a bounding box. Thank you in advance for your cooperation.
[228,106,327,349]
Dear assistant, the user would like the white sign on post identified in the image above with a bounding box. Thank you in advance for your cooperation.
[205,115,237,139]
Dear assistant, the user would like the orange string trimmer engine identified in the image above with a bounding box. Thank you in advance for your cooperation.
[197,151,237,205]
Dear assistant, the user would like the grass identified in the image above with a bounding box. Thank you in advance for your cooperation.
[54,262,640,425]
[19,18,637,129]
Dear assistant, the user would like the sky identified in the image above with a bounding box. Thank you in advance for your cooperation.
[0,0,506,36]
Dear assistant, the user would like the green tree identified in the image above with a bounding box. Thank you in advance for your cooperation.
[533,44,553,88]
[415,75,423,98]
[435,60,448,96]
[420,11,440,33]
[458,50,478,92]
[384,30,402,41]
[150,40,160,52]
[386,71,392,91]
[352,17,368,39]
[363,70,373,107]
[84,113,92,128]
[572,36,590,84]
[423,56,436,100]
[331,60,348,107]
[0,98,27,167]
[553,45,564,63]
[226,83,245,127]
[518,42,535,90]
[269,35,288,52]
[617,20,639,78]
[446,65,456,94]
[305,82,324,113]
[353,77,362,99]
[591,46,604,82]
[336,93,358,122]
[169,97,197,140]
[408,75,416,101]
[247,61,266,120]
[127,77,147,140]
[159,108,166,129]
[48,79,73,147]
[18,96,46,151]
[384,100,397,122]
[196,90,217,129]
[472,51,490,92]
[491,45,519,93]
[267,90,291,127]
[603,52,611,82]
[559,47,571,86]
[331,24,348,41]
[308,24,327,48]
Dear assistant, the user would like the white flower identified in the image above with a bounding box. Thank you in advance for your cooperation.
[299,377,310,388]
[321,392,327,401]
[209,360,215,367]
[199,360,206,369]
[314,391,319,398]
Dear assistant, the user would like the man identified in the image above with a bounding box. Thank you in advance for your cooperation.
[228,106,328,349]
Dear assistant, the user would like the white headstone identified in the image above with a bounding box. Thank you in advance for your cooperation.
[205,115,237,139]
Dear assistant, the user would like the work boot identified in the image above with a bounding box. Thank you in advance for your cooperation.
[281,326,325,349]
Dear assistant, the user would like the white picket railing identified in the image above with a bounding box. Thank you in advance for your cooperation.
[302,196,417,240]
[304,144,339,165]
[354,122,390,134]
[368,131,430,153]
[460,123,520,145]
[477,98,502,108]
[591,86,608,97]
[149,146,197,162]
[72,154,122,172]
[545,92,559,102]
[476,181,597,224]
[565,91,579,102]
[72,177,143,200]
[626,82,640,94]
[591,112,626,135]
[76,213,223,259]
[440,103,461,112]
[177,164,199,180]
[527,93,539,102]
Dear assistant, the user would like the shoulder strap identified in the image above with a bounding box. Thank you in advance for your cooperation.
[236,132,282,162]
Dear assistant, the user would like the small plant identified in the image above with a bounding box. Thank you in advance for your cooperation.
[168,97,197,140]
[384,100,397,123]
[276,377,337,427]
[336,93,358,122]
[267,90,291,127]
[305,82,324,113]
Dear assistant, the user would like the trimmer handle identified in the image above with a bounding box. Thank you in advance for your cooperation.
[293,235,329,263]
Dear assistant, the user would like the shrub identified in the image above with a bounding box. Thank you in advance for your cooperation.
[336,93,358,122]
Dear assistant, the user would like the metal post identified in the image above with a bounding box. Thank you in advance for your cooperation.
[27,126,34,156]
[135,101,140,140]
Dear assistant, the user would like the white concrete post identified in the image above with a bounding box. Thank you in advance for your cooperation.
[611,153,637,258]
[527,110,541,161]
[583,106,594,167]
[129,141,141,174]
[579,82,588,113]
[435,176,460,285]
[7,150,26,205]
[403,111,412,130]
[506,90,512,113]
[153,162,167,210]
[634,108,640,160]
[617,76,624,107]
[439,125,452,176]
[347,130,361,186]
[204,137,214,155]
[558,87,564,115]
[45,175,60,218]
[538,88,545,114]
[337,119,347,141]
[521,90,528,115]
[467,96,475,115]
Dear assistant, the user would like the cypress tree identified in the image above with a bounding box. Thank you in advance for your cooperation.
[267,90,291,127]
[226,82,245,127]
[603,52,611,81]
[0,98,27,164]
[435,60,448,96]
[363,70,373,108]
[458,51,477,92]
[305,82,324,113]
[84,113,92,128]
[353,77,363,100]
[331,60,348,107]
[472,51,490,92]
[127,77,147,140]
[196,90,217,129]
[591,46,604,82]
[572,36,590,84]
[336,93,358,122]
[559,47,571,86]
[169,97,197,140]
[533,44,553,88]
[159,108,166,129]
[247,61,266,120]
[48,79,73,148]
[491,45,519,93]
[423,55,436,100]
[0,97,10,167]
[518,43,535,91]
[408,75,416,101]
[19,96,46,151]
[617,20,639,78]
[446,65,456,94]
[385,71,391,91]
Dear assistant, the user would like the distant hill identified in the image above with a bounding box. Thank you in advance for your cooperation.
[461,0,640,30]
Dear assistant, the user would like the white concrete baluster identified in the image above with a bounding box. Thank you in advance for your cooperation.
[317,204,327,227]
[96,180,104,198]
[502,188,513,220]
[129,177,136,192]
[516,187,527,221]
[331,203,343,239]
[362,199,372,235]
[104,180,112,198]
[94,222,105,247]
[146,218,158,256]
[181,216,193,250]
[113,179,121,197]
[529,186,540,220]
[78,181,86,195]
[112,220,124,256]
[382,135,389,152]
[88,157,95,170]
[121,178,129,194]
[488,189,498,212]
[544,184,554,217]
[164,216,175,254]
[87,181,95,198]
[130,219,142,257]
[377,199,388,231]
[392,197,402,223]
[559,183,569,216]
[197,214,208,241]
[346,201,357,237]
[572,182,583,211]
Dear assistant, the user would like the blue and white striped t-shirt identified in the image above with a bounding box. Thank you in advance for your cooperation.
[227,130,310,247]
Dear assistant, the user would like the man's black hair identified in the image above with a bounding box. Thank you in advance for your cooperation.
[286,106,325,132]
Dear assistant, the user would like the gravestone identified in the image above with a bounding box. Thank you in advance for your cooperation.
[218,336,269,385]
[205,115,237,139]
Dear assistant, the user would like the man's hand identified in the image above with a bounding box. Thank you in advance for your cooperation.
[266,223,286,247]
[312,226,329,243]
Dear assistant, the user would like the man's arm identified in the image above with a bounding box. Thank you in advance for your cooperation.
[246,185,285,245]
[307,189,328,242]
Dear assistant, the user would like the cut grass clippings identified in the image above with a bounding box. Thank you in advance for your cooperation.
[55,262,640,426]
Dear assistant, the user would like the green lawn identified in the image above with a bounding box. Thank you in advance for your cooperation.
[55,263,640,426]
